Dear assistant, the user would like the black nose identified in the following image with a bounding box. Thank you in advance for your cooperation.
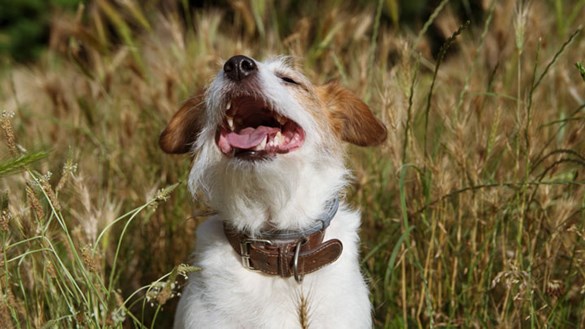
[223,55,257,81]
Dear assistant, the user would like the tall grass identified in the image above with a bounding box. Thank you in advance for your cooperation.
[1,0,585,328]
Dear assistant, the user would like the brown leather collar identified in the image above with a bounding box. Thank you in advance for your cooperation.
[224,225,343,282]
[223,198,343,282]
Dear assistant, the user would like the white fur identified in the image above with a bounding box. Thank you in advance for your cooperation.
[174,56,372,328]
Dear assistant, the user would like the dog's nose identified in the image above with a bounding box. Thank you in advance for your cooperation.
[223,55,257,81]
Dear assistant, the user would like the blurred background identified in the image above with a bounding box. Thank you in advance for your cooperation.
[0,0,488,64]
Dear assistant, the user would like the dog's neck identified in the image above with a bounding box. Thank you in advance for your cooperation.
[189,142,348,235]
[236,196,340,239]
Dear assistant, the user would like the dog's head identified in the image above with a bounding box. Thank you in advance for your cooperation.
[160,55,386,231]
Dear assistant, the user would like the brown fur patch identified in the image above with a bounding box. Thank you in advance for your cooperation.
[159,95,205,154]
[317,82,387,146]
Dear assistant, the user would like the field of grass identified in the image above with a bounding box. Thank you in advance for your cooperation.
[1,0,585,328]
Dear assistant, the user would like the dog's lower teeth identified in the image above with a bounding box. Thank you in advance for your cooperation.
[254,137,268,151]
[274,131,283,144]
[227,116,234,130]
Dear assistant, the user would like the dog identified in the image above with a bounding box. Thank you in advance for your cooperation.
[160,55,387,329]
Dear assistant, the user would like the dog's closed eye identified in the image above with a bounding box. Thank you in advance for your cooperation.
[280,76,298,84]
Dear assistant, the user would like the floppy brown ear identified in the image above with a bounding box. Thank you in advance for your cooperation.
[159,95,205,154]
[318,82,387,146]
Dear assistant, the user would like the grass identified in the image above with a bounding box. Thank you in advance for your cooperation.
[1,0,585,328]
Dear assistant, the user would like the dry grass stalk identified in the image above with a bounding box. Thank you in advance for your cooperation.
[298,289,310,329]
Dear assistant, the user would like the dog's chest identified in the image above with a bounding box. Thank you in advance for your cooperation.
[174,212,372,329]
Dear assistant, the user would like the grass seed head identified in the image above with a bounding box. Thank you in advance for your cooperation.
[0,111,17,155]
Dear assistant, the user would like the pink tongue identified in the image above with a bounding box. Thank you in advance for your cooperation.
[226,126,280,149]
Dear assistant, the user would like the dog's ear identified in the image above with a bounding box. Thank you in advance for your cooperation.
[318,82,387,146]
[159,94,205,154]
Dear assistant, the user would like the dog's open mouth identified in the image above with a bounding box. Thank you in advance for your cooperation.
[216,96,305,160]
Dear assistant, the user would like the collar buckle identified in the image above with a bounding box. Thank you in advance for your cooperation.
[240,238,273,270]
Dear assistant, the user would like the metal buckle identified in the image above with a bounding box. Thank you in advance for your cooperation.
[293,239,305,284]
[240,238,273,271]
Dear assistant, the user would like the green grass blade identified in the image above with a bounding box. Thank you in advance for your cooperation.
[0,151,48,177]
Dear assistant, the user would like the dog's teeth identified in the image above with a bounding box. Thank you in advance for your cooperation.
[255,136,267,150]
[276,114,287,125]
[275,131,283,144]
[266,132,282,148]
[226,101,231,110]
[226,116,234,130]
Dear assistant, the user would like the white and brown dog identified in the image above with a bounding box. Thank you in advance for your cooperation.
[160,55,386,329]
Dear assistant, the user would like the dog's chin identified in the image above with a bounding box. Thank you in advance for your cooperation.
[230,149,279,162]
[219,146,304,166]
[224,143,305,162]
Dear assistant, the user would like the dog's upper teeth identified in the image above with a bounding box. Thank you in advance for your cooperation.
[276,114,287,125]
[226,116,234,130]
[226,101,231,110]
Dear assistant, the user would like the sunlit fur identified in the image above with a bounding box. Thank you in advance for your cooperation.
[170,56,384,329]
[188,57,347,234]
